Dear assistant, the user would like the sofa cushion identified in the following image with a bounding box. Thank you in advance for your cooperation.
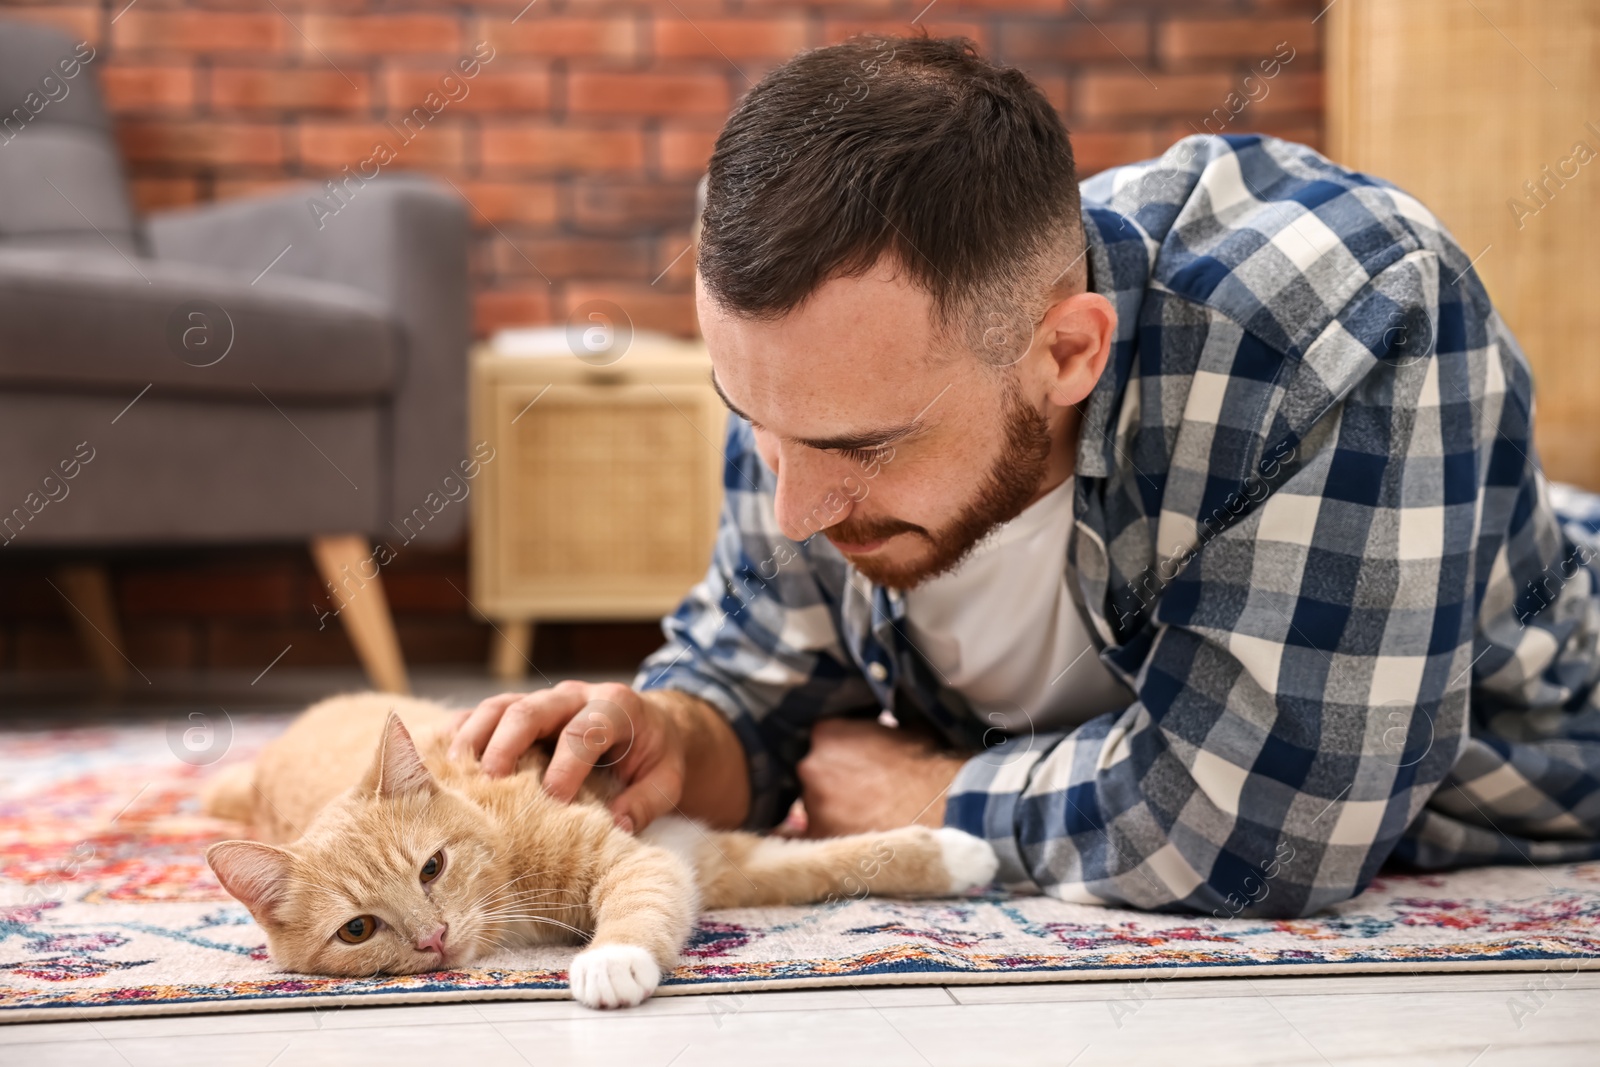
[0,22,112,135]
[0,129,140,257]
[0,249,401,400]
[0,22,139,255]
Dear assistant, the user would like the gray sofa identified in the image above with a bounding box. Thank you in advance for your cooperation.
[0,21,474,693]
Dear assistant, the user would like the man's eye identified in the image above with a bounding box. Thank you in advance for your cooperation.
[830,446,888,464]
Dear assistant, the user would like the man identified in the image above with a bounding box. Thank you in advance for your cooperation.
[451,34,1600,918]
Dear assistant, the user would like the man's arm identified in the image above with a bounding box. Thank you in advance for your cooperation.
[453,415,891,832]
[633,416,880,831]
[639,688,751,829]
[946,252,1491,918]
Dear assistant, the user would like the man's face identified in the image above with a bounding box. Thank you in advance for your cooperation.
[698,258,1065,590]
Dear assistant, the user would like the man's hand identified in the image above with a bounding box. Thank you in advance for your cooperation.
[797,718,967,838]
[447,682,750,833]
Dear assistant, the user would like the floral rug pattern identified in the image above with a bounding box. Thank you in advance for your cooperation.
[2,713,1598,1021]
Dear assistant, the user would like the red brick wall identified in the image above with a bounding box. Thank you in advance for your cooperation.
[0,0,1324,673]
[5,0,1324,342]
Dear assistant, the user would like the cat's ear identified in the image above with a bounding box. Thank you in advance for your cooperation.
[362,711,439,799]
[207,840,292,920]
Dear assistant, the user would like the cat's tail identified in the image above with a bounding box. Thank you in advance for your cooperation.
[200,762,257,825]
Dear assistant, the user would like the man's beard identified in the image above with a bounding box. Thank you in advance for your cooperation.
[825,379,1056,590]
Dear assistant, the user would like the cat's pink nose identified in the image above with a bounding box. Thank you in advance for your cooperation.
[415,923,448,955]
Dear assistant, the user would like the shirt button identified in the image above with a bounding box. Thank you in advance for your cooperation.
[867,661,889,682]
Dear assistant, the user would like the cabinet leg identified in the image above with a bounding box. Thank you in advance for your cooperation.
[310,534,410,695]
[490,620,534,681]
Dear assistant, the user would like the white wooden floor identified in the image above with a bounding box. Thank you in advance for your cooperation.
[4,972,1598,1066]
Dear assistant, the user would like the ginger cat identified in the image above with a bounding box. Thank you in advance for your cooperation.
[202,693,998,1009]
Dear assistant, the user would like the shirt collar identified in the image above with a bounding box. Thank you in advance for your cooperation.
[1072,204,1151,481]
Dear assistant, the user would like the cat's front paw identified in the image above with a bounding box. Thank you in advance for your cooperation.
[933,828,999,893]
[569,944,661,1009]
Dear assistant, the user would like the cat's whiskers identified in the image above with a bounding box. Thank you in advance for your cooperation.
[477,913,589,939]
[471,875,574,906]
[466,877,591,947]
[481,925,575,951]
[455,868,575,929]
[460,871,563,906]
[460,873,531,914]
[475,893,588,921]
[475,895,586,919]
[473,908,588,927]
[487,883,581,901]
[476,883,585,915]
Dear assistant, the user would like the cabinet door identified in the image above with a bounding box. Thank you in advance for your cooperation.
[476,379,728,618]
[1328,0,1600,487]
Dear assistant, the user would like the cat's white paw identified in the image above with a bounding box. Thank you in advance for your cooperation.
[933,828,999,893]
[568,944,661,1009]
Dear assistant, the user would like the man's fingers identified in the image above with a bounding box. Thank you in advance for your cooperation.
[447,692,524,760]
[543,696,637,801]
[478,684,589,776]
[606,761,684,834]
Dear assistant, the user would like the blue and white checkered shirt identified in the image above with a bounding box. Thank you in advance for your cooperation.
[635,133,1600,918]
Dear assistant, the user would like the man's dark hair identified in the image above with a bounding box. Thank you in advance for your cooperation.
[698,31,1082,364]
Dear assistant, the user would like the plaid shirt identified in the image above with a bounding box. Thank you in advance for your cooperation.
[635,133,1600,918]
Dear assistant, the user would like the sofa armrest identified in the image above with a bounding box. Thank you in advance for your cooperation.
[146,176,472,545]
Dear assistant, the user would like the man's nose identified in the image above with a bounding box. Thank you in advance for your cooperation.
[415,923,448,954]
[771,446,853,542]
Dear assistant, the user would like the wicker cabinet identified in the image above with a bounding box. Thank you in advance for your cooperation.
[469,335,728,678]
[1328,0,1600,488]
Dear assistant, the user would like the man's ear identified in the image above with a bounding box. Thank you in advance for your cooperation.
[1040,292,1117,408]
[207,840,292,921]
[360,711,439,799]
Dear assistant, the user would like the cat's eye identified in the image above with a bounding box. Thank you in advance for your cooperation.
[420,850,445,883]
[337,915,378,944]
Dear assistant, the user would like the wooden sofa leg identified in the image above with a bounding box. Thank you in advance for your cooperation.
[310,534,411,695]
[55,562,128,689]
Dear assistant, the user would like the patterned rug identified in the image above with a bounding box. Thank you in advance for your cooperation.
[2,712,1598,1022]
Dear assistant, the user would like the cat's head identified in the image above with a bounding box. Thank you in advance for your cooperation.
[206,712,512,976]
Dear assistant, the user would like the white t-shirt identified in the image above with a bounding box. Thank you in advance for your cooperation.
[901,474,1134,734]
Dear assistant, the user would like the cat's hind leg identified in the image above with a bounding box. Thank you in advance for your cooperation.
[200,762,256,824]
[640,817,998,910]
